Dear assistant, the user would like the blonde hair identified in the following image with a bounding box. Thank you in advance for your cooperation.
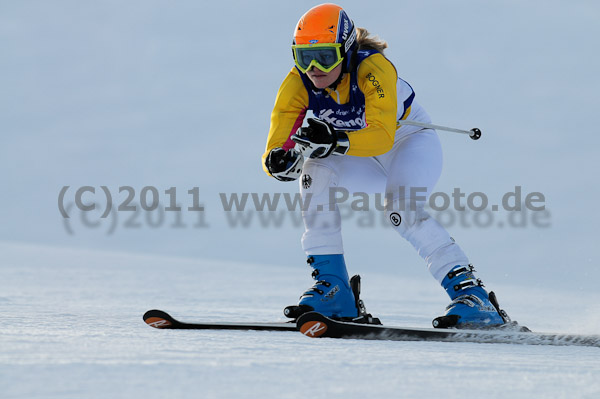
[356,27,388,53]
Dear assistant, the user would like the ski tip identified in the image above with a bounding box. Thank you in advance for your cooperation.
[143,309,176,329]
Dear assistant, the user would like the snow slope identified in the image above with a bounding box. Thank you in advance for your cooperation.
[1,242,599,399]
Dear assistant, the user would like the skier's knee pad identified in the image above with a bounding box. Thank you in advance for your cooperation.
[300,160,338,206]
[384,198,428,237]
[385,198,458,260]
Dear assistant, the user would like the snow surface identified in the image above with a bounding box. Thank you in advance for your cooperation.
[1,242,599,399]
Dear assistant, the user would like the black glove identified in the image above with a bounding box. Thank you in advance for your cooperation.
[265,147,304,181]
[291,118,350,159]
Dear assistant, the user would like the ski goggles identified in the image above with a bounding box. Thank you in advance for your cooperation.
[292,43,343,74]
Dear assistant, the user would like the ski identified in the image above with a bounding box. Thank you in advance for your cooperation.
[296,312,600,348]
[144,309,600,348]
[143,309,297,331]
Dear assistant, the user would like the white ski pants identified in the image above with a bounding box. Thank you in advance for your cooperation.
[299,129,469,283]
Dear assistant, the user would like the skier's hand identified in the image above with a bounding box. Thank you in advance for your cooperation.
[265,147,304,182]
[291,118,349,159]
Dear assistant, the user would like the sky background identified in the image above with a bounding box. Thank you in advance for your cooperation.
[1,0,599,291]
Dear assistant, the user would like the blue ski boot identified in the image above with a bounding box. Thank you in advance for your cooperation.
[284,255,359,320]
[433,265,508,329]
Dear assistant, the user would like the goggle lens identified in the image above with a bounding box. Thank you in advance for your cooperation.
[293,45,343,73]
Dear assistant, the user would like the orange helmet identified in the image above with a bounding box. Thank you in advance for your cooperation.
[292,4,357,72]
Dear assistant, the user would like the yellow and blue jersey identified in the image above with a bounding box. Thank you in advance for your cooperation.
[263,50,431,175]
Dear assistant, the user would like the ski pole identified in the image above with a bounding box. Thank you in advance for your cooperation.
[398,120,482,140]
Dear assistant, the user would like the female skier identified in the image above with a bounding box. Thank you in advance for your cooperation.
[262,3,506,328]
